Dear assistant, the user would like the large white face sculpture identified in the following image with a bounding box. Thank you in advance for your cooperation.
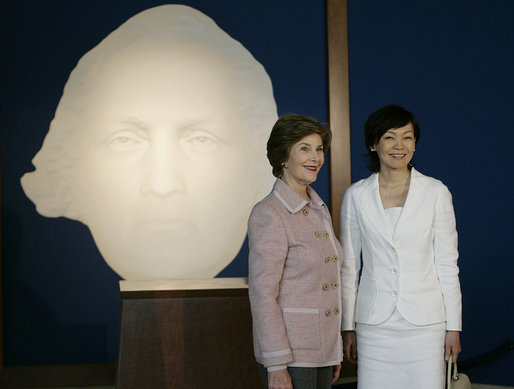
[20,5,276,280]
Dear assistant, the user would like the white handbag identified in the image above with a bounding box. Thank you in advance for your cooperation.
[447,355,472,389]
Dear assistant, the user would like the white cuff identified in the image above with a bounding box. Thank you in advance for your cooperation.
[267,365,287,372]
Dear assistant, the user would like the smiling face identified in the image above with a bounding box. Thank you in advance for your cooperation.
[281,133,324,194]
[374,122,416,173]
[66,45,264,279]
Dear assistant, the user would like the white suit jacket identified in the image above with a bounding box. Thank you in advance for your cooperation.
[340,168,462,331]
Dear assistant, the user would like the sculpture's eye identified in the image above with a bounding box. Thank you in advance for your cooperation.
[107,131,147,151]
[181,130,219,152]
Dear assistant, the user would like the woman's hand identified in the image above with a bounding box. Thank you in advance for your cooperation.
[343,330,358,363]
[331,363,342,384]
[444,331,461,361]
[268,369,292,389]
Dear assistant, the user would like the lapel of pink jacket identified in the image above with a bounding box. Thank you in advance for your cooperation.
[271,178,326,214]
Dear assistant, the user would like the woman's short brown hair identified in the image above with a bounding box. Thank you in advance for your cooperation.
[267,114,332,178]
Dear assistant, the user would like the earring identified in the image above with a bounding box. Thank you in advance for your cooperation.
[281,162,287,168]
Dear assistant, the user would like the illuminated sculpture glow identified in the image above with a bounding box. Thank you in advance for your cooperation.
[20,5,277,280]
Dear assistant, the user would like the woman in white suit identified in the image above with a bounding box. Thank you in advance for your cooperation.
[340,105,462,389]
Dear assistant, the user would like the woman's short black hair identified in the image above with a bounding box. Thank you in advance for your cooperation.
[267,113,331,178]
[364,104,420,172]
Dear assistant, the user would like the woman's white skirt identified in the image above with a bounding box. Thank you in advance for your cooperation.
[356,308,446,389]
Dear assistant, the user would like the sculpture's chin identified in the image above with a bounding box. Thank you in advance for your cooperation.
[90,229,244,281]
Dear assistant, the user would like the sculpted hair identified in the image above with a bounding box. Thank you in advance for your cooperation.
[364,104,420,173]
[267,114,331,178]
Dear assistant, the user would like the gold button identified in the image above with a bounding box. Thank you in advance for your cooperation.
[303,209,309,216]
[333,256,338,262]
[323,231,330,238]
[332,282,339,289]
[334,307,340,315]
[315,231,322,238]
[322,283,329,291]
[325,309,332,317]
[325,257,331,263]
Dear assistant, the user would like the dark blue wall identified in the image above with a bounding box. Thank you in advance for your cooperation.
[0,0,329,367]
[347,1,513,386]
[1,0,512,386]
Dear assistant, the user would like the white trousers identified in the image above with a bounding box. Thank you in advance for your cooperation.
[356,308,446,389]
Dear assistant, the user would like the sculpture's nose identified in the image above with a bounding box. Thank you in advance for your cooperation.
[140,137,186,196]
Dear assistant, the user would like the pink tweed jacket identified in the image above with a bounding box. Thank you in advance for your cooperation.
[248,179,343,369]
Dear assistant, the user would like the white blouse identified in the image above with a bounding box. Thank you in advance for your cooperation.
[384,207,402,236]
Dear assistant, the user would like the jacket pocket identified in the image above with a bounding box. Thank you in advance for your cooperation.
[283,308,321,350]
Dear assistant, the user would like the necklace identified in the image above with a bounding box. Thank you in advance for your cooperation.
[386,188,403,197]
[379,175,411,197]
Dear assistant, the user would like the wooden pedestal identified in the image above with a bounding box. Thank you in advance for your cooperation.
[117,278,262,389]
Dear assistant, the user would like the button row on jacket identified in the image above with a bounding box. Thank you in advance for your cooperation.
[324,256,338,263]
[315,231,330,238]
[322,282,339,291]
[325,307,340,317]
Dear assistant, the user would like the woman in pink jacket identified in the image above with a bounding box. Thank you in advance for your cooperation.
[248,114,343,389]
